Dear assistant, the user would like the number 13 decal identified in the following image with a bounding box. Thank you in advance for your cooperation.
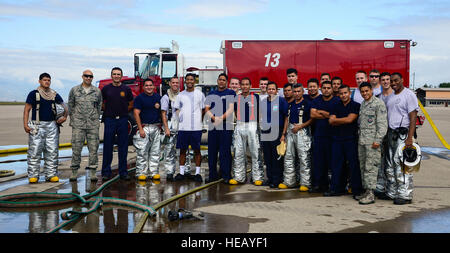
[264,53,281,67]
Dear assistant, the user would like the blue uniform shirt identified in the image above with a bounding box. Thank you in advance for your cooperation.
[311,96,340,137]
[133,92,161,124]
[206,88,236,130]
[261,96,288,136]
[101,84,133,118]
[234,93,260,123]
[330,100,360,139]
[289,99,311,124]
[303,94,322,103]
[26,90,64,121]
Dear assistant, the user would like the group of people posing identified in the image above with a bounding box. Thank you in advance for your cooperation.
[23,67,418,207]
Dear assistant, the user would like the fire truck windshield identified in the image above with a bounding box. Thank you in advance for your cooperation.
[139,54,160,78]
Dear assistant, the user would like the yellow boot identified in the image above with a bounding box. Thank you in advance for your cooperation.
[254,180,263,186]
[229,179,238,185]
[49,176,59,182]
[278,183,288,189]
[299,185,309,192]
[137,175,147,181]
[29,177,38,184]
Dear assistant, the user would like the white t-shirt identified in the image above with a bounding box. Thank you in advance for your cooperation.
[385,88,418,129]
[380,92,394,105]
[174,89,205,131]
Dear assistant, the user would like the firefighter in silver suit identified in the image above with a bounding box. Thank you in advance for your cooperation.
[23,73,67,183]
[161,77,191,181]
[280,84,313,191]
[229,78,263,185]
[383,72,418,205]
[133,79,162,181]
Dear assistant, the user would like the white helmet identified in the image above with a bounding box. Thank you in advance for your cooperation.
[397,142,421,174]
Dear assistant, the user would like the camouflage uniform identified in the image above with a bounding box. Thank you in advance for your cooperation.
[68,84,102,171]
[358,96,388,191]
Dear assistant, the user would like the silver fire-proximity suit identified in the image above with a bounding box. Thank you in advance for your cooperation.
[384,128,414,200]
[381,88,418,201]
[28,120,59,179]
[283,124,312,187]
[134,124,161,177]
[161,93,191,175]
[232,94,263,183]
[27,88,64,180]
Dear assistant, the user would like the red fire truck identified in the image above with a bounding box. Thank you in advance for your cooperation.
[221,39,416,90]
[98,39,416,143]
[97,40,185,95]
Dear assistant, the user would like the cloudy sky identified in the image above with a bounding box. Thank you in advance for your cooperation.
[1,0,449,101]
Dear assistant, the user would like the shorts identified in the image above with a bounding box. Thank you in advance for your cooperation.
[176,130,202,150]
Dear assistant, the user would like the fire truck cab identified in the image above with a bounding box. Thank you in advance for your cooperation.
[133,40,185,96]
[97,41,185,143]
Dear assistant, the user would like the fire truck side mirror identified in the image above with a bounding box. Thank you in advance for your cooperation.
[134,56,139,75]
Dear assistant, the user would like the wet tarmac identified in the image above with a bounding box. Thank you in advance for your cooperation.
[1,168,450,233]
[421,146,450,161]
[0,144,450,233]
[0,144,102,175]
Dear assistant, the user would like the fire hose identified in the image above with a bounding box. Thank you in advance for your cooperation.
[418,100,450,150]
[0,167,157,233]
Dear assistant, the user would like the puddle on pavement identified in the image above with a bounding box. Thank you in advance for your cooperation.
[1,144,449,233]
[0,170,315,233]
[0,145,103,192]
[420,146,450,161]
[2,173,450,233]
[338,207,450,233]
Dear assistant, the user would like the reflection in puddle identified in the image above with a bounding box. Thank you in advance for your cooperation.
[421,146,450,161]
[1,142,449,233]
[411,209,450,233]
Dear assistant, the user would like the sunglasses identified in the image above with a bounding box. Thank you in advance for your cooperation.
[83,74,94,78]
[369,75,380,78]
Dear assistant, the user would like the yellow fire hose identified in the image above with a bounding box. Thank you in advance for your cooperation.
[418,100,450,150]
[0,143,207,155]
[0,143,73,155]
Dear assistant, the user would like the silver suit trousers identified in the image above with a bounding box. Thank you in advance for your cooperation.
[283,124,312,187]
[232,122,263,183]
[27,121,59,179]
[133,124,161,177]
[385,128,414,200]
[161,129,191,175]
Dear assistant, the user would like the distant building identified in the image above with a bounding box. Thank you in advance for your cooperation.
[416,88,450,107]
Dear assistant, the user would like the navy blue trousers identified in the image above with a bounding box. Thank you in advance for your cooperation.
[330,137,363,195]
[312,136,332,190]
[207,130,233,181]
[102,117,129,177]
[262,140,283,185]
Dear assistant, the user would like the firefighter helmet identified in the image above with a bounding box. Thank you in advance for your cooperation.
[397,142,421,174]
